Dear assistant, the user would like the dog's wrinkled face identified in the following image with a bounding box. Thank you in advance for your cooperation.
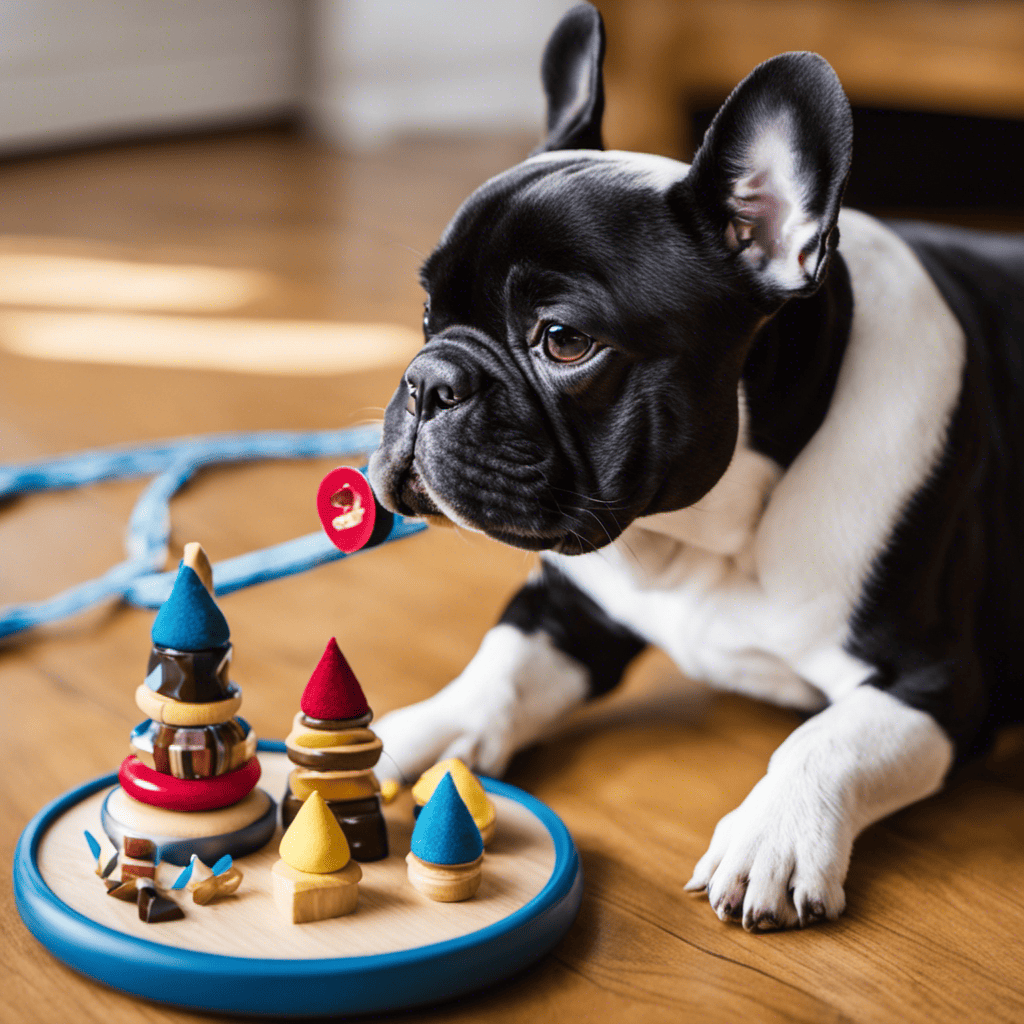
[369,6,852,554]
[371,154,757,553]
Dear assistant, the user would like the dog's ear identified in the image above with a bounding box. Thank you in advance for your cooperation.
[533,2,606,154]
[685,52,853,301]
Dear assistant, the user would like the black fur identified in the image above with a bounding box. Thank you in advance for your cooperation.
[741,253,853,468]
[499,563,647,697]
[852,222,1024,758]
[534,2,606,154]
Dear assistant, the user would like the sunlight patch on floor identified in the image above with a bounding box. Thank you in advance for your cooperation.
[0,311,422,375]
[0,253,272,312]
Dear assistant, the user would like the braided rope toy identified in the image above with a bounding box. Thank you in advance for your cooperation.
[0,427,425,640]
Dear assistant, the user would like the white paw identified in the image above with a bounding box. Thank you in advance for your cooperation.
[684,773,850,931]
[374,625,589,784]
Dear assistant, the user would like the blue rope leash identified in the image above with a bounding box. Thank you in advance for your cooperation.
[0,428,426,640]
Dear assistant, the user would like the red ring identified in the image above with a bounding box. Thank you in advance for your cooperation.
[317,467,377,553]
[118,755,261,811]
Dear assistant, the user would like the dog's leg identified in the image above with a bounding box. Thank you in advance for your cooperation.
[374,564,646,782]
[684,684,953,931]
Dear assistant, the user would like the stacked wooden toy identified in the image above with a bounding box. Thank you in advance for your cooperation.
[273,790,362,923]
[406,772,485,902]
[282,638,388,861]
[101,544,277,867]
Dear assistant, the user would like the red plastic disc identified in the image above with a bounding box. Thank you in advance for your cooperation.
[317,467,377,553]
[118,755,261,812]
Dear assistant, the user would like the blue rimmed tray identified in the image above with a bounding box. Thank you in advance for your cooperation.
[13,741,583,1017]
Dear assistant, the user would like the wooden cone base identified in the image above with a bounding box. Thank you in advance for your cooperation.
[282,787,388,862]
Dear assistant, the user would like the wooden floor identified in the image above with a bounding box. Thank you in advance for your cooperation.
[2,128,1023,1024]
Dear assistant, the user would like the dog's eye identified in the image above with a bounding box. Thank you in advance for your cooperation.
[422,301,430,335]
[542,323,595,363]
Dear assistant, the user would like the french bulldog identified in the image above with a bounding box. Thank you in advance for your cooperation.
[368,3,1024,931]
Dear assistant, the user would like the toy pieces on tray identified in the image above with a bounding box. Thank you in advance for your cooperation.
[316,466,394,553]
[412,758,496,846]
[101,544,276,869]
[273,791,362,923]
[103,874,185,923]
[171,854,243,905]
[406,773,484,902]
[281,639,388,861]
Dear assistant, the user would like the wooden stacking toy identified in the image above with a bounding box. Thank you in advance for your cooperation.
[281,638,388,861]
[273,790,362,923]
[406,772,484,902]
[101,543,277,867]
[412,758,497,846]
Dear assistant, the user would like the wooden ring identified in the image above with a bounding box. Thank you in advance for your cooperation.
[288,767,380,803]
[118,755,261,811]
[299,710,373,730]
[130,718,256,779]
[285,740,382,771]
[135,683,241,726]
[285,720,382,771]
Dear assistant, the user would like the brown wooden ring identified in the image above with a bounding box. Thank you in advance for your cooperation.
[299,710,373,730]
[135,682,241,726]
[285,736,382,771]
[130,717,256,779]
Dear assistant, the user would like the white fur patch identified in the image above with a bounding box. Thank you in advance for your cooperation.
[730,115,820,291]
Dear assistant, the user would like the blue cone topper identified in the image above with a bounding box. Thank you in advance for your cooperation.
[410,772,484,866]
[151,564,230,650]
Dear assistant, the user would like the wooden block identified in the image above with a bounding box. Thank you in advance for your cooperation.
[182,542,214,593]
[120,856,156,880]
[138,881,185,923]
[288,766,379,803]
[106,877,140,902]
[135,682,242,726]
[144,643,234,704]
[271,858,361,923]
[379,779,401,805]
[406,852,483,903]
[122,836,156,859]
[192,865,243,905]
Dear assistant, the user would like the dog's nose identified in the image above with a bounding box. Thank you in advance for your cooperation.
[405,355,477,421]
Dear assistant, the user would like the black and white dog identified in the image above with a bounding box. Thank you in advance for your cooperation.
[368,3,1024,931]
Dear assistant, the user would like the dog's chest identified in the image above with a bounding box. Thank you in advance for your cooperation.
[545,513,857,712]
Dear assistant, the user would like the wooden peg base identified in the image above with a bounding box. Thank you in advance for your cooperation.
[405,851,483,903]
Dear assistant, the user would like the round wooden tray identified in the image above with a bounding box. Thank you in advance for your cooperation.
[13,742,583,1017]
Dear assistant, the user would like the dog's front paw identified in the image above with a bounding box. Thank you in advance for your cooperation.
[374,625,589,785]
[684,774,850,931]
